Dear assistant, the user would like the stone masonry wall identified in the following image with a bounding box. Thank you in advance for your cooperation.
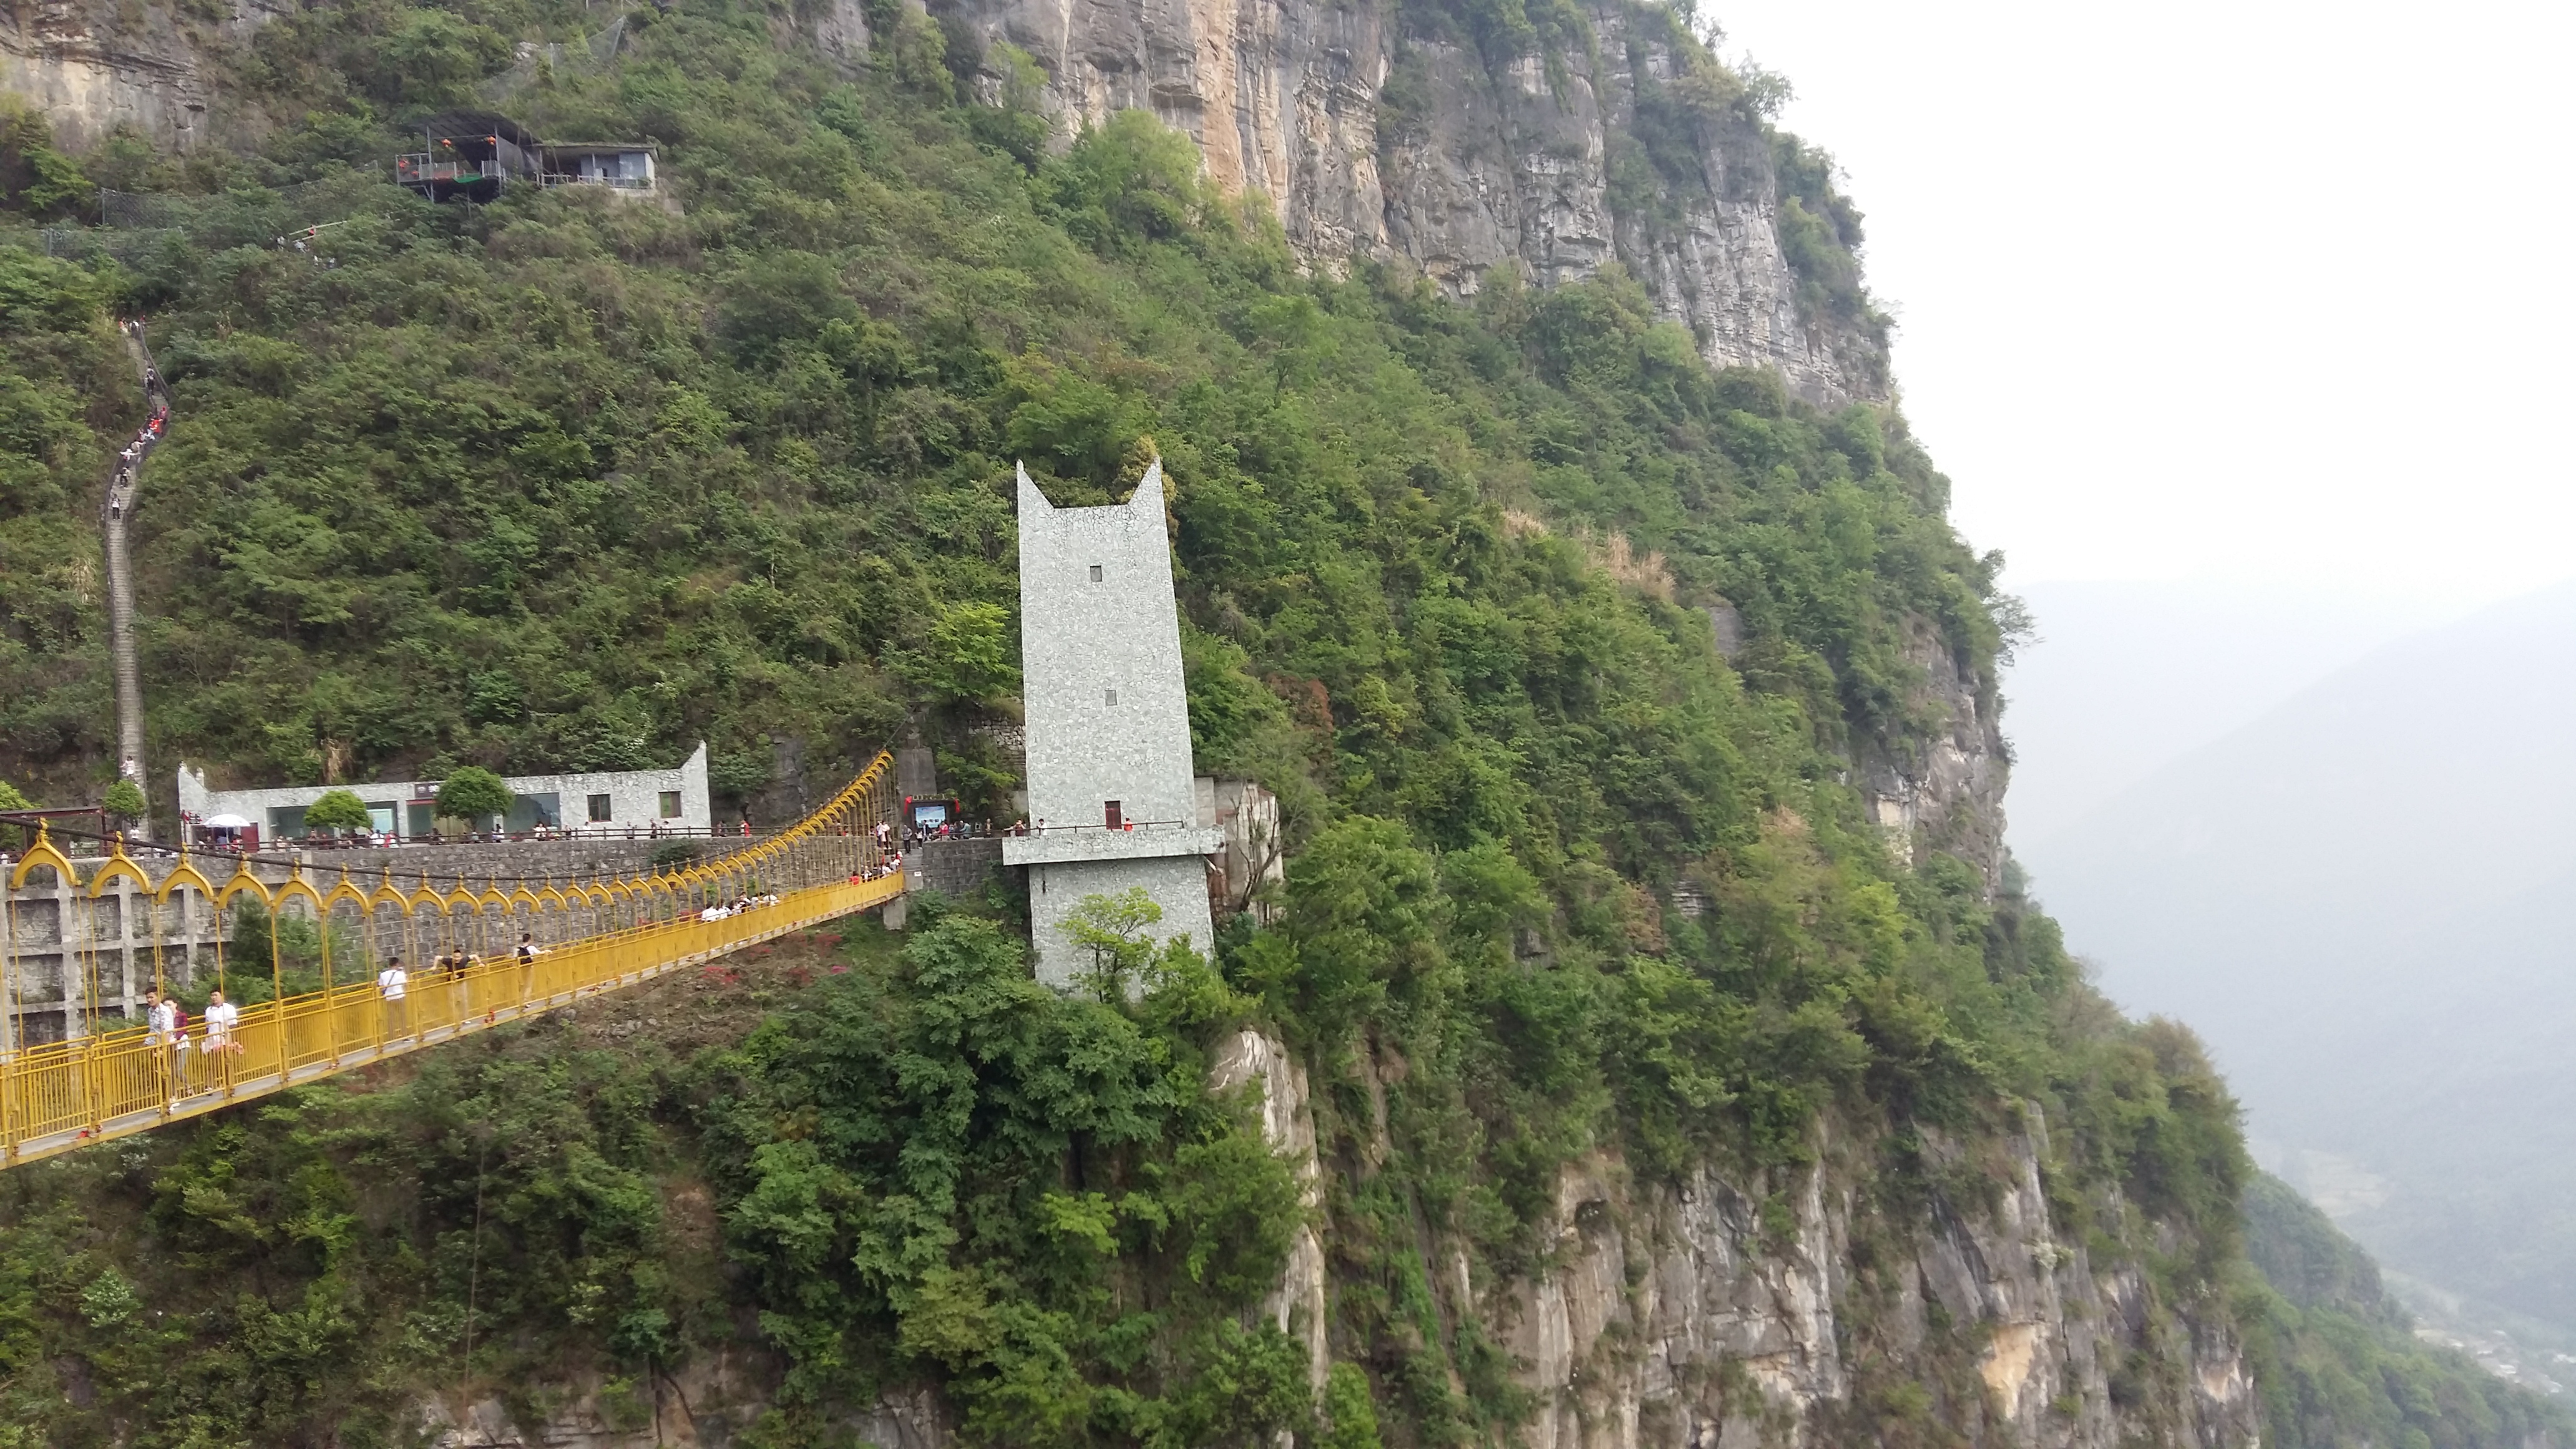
[910,837,1004,899]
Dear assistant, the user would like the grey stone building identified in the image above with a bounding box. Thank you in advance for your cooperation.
[175,744,713,844]
[1003,461,1221,988]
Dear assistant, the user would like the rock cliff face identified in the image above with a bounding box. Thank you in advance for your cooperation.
[11,0,1882,402]
[1501,1121,2256,1449]
[932,0,1888,405]
[419,1034,2257,1449]
[1855,618,2011,886]
[0,0,278,150]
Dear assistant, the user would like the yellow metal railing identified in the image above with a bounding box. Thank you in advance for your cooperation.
[0,751,905,1168]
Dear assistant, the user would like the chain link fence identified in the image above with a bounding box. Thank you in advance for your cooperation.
[66,172,423,256]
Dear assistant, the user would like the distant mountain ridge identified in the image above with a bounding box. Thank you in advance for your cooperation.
[2001,579,2439,846]
[2019,578,2576,1329]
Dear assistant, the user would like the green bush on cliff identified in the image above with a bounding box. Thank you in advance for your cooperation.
[697,910,1310,1444]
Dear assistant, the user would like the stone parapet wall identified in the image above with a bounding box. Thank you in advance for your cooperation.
[910,837,1005,899]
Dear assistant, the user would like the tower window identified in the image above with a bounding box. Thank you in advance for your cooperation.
[1105,688,1118,706]
[1089,564,1103,582]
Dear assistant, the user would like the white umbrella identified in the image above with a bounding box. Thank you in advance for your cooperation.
[202,813,251,828]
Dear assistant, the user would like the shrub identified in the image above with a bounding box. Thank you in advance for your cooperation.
[302,788,371,832]
[102,778,146,822]
[434,768,512,828]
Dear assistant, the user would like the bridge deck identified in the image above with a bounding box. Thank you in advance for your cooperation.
[2,875,900,1167]
[2,752,904,1168]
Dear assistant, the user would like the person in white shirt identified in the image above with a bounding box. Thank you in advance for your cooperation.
[378,957,408,1039]
[202,989,242,1084]
[145,989,177,1096]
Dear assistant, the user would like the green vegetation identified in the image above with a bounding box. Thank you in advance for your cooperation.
[0,917,1313,1446]
[1,0,1985,818]
[0,778,32,849]
[0,0,2552,1444]
[434,765,513,826]
[302,784,373,831]
[100,776,145,822]
[1063,886,1171,1000]
[2238,1174,2573,1448]
[701,905,1309,1443]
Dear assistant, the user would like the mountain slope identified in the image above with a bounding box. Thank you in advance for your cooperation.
[2023,580,2576,1329]
[2240,1172,2574,1447]
[0,2,2562,1446]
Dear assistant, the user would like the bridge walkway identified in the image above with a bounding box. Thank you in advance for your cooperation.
[0,751,904,1169]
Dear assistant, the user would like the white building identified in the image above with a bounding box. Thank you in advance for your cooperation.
[1002,461,1222,987]
[175,743,713,844]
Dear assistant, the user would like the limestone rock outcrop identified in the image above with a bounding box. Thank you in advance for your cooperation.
[0,0,281,150]
[931,0,1888,405]
[8,0,1885,405]
[1855,615,2012,886]
[1495,1115,2256,1449]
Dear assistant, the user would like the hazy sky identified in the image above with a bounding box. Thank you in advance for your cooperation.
[1714,0,2575,607]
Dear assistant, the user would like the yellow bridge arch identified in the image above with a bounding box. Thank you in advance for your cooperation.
[0,751,905,1168]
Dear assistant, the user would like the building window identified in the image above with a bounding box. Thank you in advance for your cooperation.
[659,791,682,819]
[1105,688,1118,706]
[588,793,613,822]
[1089,564,1103,582]
[1105,800,1123,829]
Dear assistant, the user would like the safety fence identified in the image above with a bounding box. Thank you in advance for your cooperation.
[0,751,904,1168]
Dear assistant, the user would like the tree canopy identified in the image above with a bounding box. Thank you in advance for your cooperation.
[302,786,371,832]
[434,767,511,825]
[100,778,145,819]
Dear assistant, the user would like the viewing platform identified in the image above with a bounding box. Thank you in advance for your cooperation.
[1002,822,1224,867]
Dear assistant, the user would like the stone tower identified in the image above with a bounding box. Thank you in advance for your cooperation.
[1003,460,1221,988]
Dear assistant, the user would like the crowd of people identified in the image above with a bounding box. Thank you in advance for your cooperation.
[105,320,169,522]
[122,928,559,1100]
[139,984,242,1098]
[698,891,787,922]
[277,818,750,849]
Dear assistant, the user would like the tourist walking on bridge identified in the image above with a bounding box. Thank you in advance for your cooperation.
[377,957,408,1042]
[145,989,177,1100]
[202,990,240,1090]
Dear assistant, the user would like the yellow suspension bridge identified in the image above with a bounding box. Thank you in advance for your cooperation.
[0,751,905,1169]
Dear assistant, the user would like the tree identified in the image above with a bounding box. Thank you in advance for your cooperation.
[902,602,1018,706]
[0,778,32,849]
[1320,1364,1385,1449]
[0,100,91,219]
[1063,888,1162,1002]
[434,768,512,831]
[102,778,145,824]
[303,788,372,834]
